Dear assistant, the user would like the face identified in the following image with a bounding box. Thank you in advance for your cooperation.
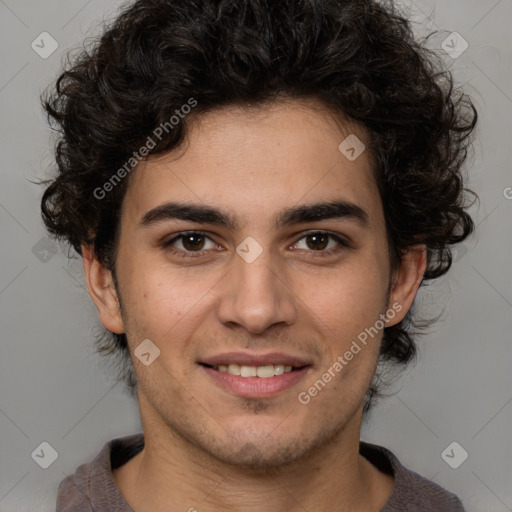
[86,99,424,468]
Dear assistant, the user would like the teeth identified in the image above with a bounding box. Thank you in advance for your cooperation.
[216,364,296,378]
[256,365,274,378]
[227,364,241,376]
[274,364,285,376]
[240,365,257,377]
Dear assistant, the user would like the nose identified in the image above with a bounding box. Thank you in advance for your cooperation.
[216,249,297,334]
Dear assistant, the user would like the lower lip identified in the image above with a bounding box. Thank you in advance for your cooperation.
[201,365,311,398]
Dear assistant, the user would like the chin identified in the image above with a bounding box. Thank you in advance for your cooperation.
[206,437,312,469]
[195,418,342,470]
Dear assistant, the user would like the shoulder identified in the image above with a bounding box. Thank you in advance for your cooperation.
[360,441,466,512]
[56,458,95,511]
[56,434,144,512]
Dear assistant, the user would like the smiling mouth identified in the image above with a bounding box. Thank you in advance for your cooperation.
[200,363,306,378]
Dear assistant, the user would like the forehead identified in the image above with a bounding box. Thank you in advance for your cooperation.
[121,99,381,229]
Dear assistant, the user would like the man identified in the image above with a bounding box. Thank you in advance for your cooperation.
[41,0,477,510]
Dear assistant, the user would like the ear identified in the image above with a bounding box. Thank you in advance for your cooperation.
[82,244,125,334]
[386,244,427,326]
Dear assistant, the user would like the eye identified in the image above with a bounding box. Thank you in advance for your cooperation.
[292,231,349,253]
[164,231,218,253]
[163,230,350,258]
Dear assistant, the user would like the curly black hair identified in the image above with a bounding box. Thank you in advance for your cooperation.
[40,0,477,412]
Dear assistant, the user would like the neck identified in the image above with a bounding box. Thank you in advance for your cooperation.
[114,399,392,512]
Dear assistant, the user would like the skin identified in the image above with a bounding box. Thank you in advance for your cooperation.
[83,99,426,512]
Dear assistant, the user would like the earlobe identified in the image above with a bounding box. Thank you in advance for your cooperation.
[387,244,427,327]
[82,244,125,334]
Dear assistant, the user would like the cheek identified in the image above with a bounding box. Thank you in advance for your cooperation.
[295,255,389,333]
[118,263,211,343]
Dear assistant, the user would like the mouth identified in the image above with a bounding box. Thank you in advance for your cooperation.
[198,352,312,398]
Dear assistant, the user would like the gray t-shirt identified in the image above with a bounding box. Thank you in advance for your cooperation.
[56,434,466,511]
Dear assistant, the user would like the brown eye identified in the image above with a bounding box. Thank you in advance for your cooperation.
[164,231,217,253]
[182,233,206,251]
[292,231,350,254]
[305,233,329,250]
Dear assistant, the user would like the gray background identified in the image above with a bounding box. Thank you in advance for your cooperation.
[0,0,511,510]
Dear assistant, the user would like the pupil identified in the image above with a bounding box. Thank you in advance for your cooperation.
[307,233,328,250]
[183,234,204,251]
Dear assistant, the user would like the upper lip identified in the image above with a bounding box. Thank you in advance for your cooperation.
[199,351,312,368]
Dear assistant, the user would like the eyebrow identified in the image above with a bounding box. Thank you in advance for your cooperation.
[277,200,369,228]
[139,200,369,229]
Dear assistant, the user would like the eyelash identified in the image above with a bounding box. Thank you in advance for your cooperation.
[162,230,351,258]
